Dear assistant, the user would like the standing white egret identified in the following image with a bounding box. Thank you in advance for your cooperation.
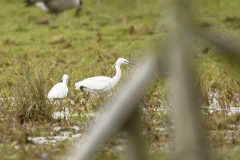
[75,58,136,94]
[48,74,69,117]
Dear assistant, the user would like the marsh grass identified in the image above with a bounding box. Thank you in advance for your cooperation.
[9,59,53,123]
[16,75,52,122]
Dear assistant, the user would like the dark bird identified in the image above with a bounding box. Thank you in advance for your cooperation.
[24,0,83,16]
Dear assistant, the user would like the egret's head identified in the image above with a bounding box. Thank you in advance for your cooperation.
[62,74,69,83]
[116,58,137,66]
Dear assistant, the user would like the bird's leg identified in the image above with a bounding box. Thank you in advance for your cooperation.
[60,99,63,118]
[75,6,82,16]
[67,98,71,116]
[86,92,90,104]
[63,99,66,119]
[51,99,55,117]
[62,99,67,119]
[81,92,86,110]
[81,92,90,111]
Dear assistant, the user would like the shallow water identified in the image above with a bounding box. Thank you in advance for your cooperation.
[27,125,82,145]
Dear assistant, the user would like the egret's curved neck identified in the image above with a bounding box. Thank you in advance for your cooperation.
[110,63,122,88]
[63,78,68,85]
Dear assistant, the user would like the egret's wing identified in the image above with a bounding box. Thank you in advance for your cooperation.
[82,81,110,93]
[75,76,111,93]
[85,76,111,82]
[75,76,111,87]
[48,83,68,99]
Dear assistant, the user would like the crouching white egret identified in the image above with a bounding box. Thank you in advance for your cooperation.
[48,74,69,117]
[75,58,136,94]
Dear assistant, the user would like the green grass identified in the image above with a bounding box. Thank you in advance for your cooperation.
[0,0,240,159]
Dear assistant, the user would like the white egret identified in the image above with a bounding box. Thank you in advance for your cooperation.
[24,0,83,16]
[48,74,69,117]
[75,58,136,95]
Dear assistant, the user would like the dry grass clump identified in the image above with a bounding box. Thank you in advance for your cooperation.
[10,63,53,124]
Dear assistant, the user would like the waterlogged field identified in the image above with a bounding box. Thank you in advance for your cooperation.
[0,0,240,160]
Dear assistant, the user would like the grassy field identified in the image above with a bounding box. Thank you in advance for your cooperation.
[0,0,240,159]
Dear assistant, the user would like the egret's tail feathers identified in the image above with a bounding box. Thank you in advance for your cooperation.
[75,82,79,87]
[75,82,81,90]
[24,0,35,7]
[75,82,87,91]
[75,86,80,91]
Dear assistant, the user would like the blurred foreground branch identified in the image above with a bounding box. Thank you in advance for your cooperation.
[168,0,209,160]
[196,28,240,62]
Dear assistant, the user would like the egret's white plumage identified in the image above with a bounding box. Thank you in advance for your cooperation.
[48,74,69,99]
[75,58,136,94]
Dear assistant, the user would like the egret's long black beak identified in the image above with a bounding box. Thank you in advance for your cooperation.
[127,62,137,66]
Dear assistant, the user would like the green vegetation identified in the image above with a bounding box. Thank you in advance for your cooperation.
[0,0,239,159]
